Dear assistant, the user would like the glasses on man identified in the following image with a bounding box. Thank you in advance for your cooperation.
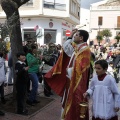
[49,45,55,48]
[27,41,32,43]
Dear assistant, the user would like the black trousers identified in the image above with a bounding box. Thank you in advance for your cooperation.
[16,82,27,112]
[27,78,30,93]
[43,73,51,95]
[44,80,51,95]
[0,83,4,99]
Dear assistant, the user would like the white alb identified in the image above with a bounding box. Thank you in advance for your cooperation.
[87,75,120,119]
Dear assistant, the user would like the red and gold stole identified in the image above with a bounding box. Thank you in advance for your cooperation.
[62,45,91,120]
[52,49,64,75]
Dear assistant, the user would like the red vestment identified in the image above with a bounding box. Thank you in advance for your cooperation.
[62,46,91,120]
[44,50,70,97]
[45,43,91,120]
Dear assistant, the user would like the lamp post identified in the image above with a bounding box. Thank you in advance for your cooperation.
[98,25,101,46]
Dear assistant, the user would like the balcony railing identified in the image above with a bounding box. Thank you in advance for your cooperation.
[114,24,120,29]
[91,6,120,10]
[23,0,33,6]
[44,1,66,11]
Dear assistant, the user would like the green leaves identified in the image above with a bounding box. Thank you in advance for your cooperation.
[115,35,120,43]
[96,35,103,41]
[0,41,8,55]
[101,29,112,37]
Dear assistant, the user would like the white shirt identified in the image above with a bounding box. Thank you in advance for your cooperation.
[62,39,74,57]
[87,75,120,119]
[107,66,114,77]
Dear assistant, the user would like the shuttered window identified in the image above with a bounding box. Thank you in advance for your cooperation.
[117,16,120,27]
[98,16,103,26]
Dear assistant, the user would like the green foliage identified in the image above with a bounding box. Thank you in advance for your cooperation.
[101,29,112,37]
[0,23,9,40]
[0,41,8,55]
[96,35,103,41]
[1,27,9,40]
[96,34,103,46]
[115,35,120,43]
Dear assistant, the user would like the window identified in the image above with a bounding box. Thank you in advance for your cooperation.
[117,16,120,28]
[23,29,36,41]
[71,0,78,15]
[44,0,66,10]
[73,1,76,14]
[78,6,80,17]
[98,16,103,26]
[44,29,56,44]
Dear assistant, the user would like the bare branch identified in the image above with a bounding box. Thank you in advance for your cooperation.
[11,0,30,7]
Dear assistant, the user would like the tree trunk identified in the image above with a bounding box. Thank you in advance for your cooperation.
[1,0,30,101]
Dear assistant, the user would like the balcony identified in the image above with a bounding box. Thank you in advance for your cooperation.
[91,6,120,11]
[44,1,66,11]
[114,24,120,30]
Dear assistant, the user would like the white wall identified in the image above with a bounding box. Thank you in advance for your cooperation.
[21,18,73,45]
[80,0,104,31]
[90,9,120,40]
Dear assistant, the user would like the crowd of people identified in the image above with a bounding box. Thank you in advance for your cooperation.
[90,44,120,83]
[0,37,62,116]
[0,29,120,120]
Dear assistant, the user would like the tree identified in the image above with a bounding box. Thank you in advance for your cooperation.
[0,23,9,40]
[100,29,112,43]
[1,0,30,99]
[115,32,120,44]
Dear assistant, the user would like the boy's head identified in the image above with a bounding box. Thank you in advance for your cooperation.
[16,52,26,62]
[109,61,113,67]
[94,60,108,76]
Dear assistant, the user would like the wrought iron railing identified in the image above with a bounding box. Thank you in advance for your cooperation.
[44,1,66,11]
[23,0,33,6]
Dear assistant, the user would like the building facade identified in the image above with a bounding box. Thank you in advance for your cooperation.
[89,0,120,46]
[0,0,80,45]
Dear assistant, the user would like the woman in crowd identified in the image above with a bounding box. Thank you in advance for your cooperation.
[26,45,41,105]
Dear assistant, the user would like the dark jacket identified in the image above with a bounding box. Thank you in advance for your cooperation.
[15,61,29,84]
[113,55,120,68]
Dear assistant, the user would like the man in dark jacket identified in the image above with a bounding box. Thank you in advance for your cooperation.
[42,43,60,97]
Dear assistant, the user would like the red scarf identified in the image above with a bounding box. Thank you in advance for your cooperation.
[98,73,107,81]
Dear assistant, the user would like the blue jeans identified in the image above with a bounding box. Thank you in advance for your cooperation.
[28,73,39,102]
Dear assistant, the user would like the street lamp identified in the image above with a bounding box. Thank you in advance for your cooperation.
[97,25,101,46]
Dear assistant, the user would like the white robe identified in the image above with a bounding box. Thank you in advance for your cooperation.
[87,75,120,119]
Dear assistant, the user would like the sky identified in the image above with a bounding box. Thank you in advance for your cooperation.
[81,0,103,9]
[80,0,104,30]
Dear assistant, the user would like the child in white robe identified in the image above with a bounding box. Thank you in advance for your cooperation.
[107,61,114,77]
[83,59,120,120]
